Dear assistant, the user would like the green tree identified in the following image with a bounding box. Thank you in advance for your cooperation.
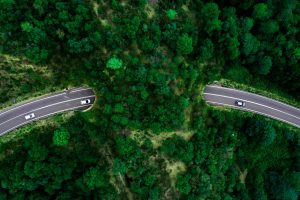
[221,7,240,60]
[139,37,155,52]
[241,17,254,32]
[242,33,260,56]
[260,20,279,34]
[21,22,33,32]
[106,57,123,70]
[113,158,128,175]
[161,136,194,162]
[226,36,240,60]
[83,167,106,190]
[267,172,298,200]
[166,9,177,20]
[258,56,272,75]
[28,144,48,161]
[253,3,270,20]
[176,33,193,55]
[53,128,70,146]
[176,174,191,194]
[286,172,300,191]
[200,3,222,34]
[114,103,124,113]
[293,48,300,59]
[33,0,48,15]
[246,119,276,146]
[149,187,159,200]
[198,39,214,62]
[225,65,252,84]
[122,16,141,40]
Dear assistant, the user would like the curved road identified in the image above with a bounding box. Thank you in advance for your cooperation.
[0,87,95,136]
[204,85,300,128]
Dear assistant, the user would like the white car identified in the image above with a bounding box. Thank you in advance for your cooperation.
[81,99,91,105]
[235,100,245,107]
[25,113,35,120]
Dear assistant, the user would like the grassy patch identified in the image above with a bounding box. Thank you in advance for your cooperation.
[149,130,194,149]
[0,54,67,109]
[145,3,157,19]
[165,160,186,187]
[130,130,194,149]
[130,129,194,148]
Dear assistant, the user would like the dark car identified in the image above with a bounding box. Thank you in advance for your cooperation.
[81,99,91,105]
[235,100,245,107]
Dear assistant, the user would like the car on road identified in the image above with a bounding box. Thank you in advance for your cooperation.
[81,99,91,105]
[25,113,35,120]
[235,100,245,107]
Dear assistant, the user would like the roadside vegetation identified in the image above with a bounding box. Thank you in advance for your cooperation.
[0,0,299,199]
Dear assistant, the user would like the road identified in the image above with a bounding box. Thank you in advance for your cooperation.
[204,85,300,128]
[0,87,95,136]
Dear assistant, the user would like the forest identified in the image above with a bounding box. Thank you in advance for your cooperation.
[0,0,299,199]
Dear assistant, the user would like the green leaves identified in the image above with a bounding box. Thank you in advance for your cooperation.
[198,39,214,62]
[83,167,106,190]
[258,56,272,75]
[123,16,141,40]
[200,3,222,34]
[293,48,300,59]
[0,0,15,4]
[241,33,260,56]
[166,9,177,20]
[53,128,70,146]
[253,3,270,20]
[260,20,279,34]
[21,22,33,32]
[176,33,193,55]
[113,158,128,175]
[161,136,194,162]
[28,144,48,161]
[266,172,299,200]
[106,57,123,70]
[114,103,124,113]
[246,118,276,146]
[176,174,192,194]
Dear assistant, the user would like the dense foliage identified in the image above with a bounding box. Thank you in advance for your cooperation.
[0,0,299,199]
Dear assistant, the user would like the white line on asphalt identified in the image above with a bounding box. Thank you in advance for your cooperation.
[0,95,95,127]
[0,104,92,136]
[206,85,300,112]
[204,92,300,121]
[0,88,92,117]
[206,100,300,128]
[69,87,89,93]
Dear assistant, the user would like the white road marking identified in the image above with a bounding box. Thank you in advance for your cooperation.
[204,92,300,121]
[0,88,92,117]
[69,87,89,93]
[206,100,300,128]
[0,104,92,136]
[206,85,300,112]
[0,95,95,127]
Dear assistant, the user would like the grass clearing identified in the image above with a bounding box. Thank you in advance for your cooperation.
[149,130,194,149]
[145,3,156,19]
[130,129,194,148]
[165,160,186,187]
[0,54,65,109]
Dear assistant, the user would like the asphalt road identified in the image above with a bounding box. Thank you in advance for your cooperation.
[0,87,95,136]
[204,85,300,128]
